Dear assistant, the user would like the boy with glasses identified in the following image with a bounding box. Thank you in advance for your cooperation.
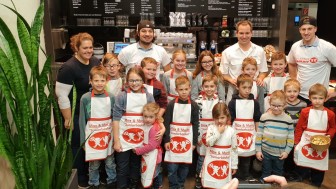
[256,90,294,183]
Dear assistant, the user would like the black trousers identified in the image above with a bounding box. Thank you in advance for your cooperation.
[295,166,325,187]
[115,150,141,188]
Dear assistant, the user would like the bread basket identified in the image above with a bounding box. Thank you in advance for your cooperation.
[310,135,331,151]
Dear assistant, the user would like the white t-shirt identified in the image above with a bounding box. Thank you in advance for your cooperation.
[118,42,171,81]
[288,37,336,99]
[220,42,268,79]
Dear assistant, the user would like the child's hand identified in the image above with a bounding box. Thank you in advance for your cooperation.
[198,140,203,145]
[192,145,196,150]
[256,77,264,86]
[232,169,237,175]
[155,123,166,141]
[256,152,263,161]
[164,142,170,151]
[113,141,122,152]
[279,152,288,160]
[229,78,237,87]
[132,148,136,154]
[217,125,226,133]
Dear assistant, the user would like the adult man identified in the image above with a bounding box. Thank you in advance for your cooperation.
[220,20,268,104]
[118,20,171,80]
[288,16,336,103]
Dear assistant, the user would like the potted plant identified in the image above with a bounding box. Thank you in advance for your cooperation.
[0,1,74,188]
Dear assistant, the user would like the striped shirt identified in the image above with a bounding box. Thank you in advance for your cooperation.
[256,112,294,156]
[284,100,307,127]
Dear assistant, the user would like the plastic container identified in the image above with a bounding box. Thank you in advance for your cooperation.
[310,135,331,151]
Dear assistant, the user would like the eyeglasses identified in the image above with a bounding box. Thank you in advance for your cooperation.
[201,60,213,65]
[104,64,119,69]
[128,79,143,84]
[270,104,284,109]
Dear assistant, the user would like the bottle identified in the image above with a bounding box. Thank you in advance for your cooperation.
[222,15,227,28]
[199,41,207,56]
[210,40,217,54]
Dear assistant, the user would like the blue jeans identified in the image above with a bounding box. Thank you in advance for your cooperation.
[196,155,205,175]
[115,150,141,188]
[260,151,284,179]
[236,156,251,180]
[152,163,162,189]
[89,154,117,186]
[167,163,189,189]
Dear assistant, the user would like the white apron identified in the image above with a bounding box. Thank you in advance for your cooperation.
[141,124,160,188]
[197,96,219,156]
[85,91,113,161]
[294,109,329,171]
[106,77,122,97]
[201,126,232,189]
[167,69,188,102]
[251,81,258,99]
[164,98,193,163]
[264,75,287,111]
[232,99,256,157]
[143,79,154,95]
[119,89,150,152]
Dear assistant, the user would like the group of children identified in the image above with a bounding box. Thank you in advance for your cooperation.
[79,48,336,189]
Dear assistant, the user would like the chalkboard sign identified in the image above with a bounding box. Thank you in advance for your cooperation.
[176,0,264,18]
[69,0,163,24]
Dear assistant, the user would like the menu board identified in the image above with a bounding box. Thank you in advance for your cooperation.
[69,0,163,17]
[176,0,264,17]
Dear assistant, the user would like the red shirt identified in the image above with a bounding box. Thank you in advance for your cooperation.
[294,107,336,144]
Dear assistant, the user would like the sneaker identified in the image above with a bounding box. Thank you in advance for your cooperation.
[195,175,202,189]
[78,182,90,189]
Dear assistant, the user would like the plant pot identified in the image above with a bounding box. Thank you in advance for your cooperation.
[65,169,78,189]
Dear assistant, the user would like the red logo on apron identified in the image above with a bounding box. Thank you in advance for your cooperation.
[207,160,229,179]
[202,133,208,147]
[301,144,327,160]
[170,136,191,153]
[122,128,144,144]
[236,132,253,149]
[88,132,111,150]
[141,156,147,173]
[310,57,318,63]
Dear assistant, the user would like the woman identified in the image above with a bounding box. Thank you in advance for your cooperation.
[55,32,100,188]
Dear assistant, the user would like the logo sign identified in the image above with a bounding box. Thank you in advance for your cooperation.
[301,144,327,160]
[202,133,208,147]
[141,156,147,173]
[207,160,229,179]
[310,57,318,63]
[88,132,111,150]
[122,128,144,144]
[236,132,253,150]
[170,136,191,153]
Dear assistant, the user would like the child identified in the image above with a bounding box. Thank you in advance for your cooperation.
[141,57,168,117]
[228,74,262,180]
[112,67,155,189]
[263,51,289,112]
[162,49,193,102]
[293,83,336,187]
[256,90,294,182]
[133,102,163,189]
[194,75,220,188]
[283,79,307,177]
[201,102,238,188]
[79,66,116,188]
[241,57,265,113]
[163,75,199,189]
[101,53,123,97]
[191,50,225,101]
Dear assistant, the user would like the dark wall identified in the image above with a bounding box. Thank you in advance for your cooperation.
[317,1,336,45]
